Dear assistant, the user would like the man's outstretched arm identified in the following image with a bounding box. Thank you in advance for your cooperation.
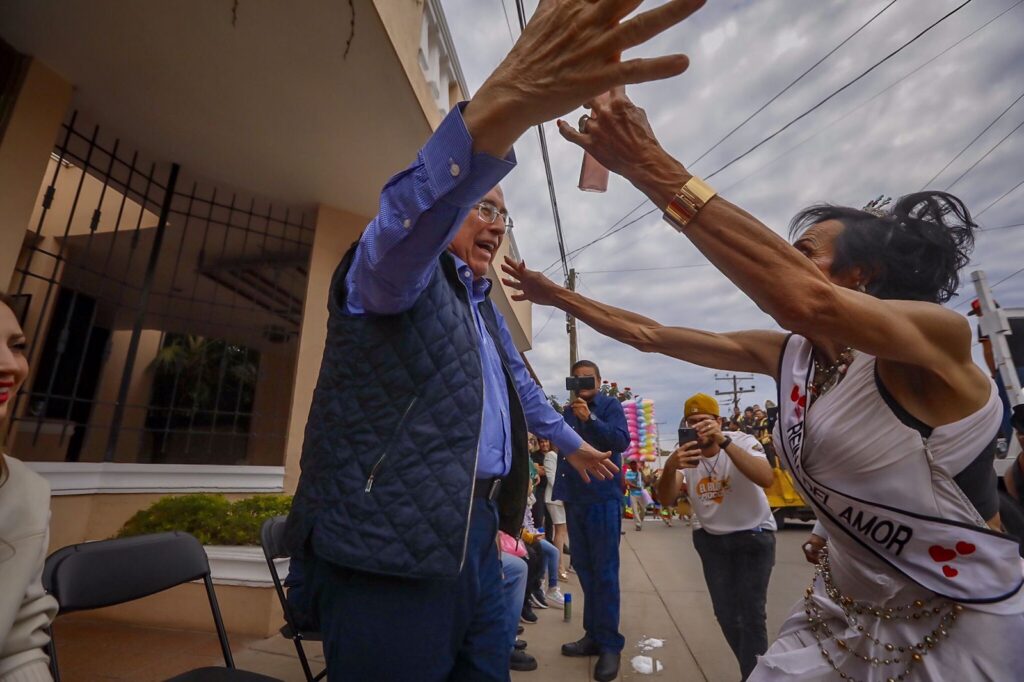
[348,0,705,314]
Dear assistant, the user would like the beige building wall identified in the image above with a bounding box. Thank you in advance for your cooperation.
[372,0,465,130]
[27,157,156,239]
[0,59,71,290]
[74,329,163,463]
[487,237,533,351]
[283,205,369,492]
[247,341,299,466]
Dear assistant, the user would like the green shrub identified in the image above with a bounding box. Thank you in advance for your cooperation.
[117,493,292,546]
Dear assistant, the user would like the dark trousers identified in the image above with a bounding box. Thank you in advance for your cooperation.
[524,542,544,598]
[565,499,624,653]
[532,480,550,530]
[306,499,509,682]
[692,528,775,681]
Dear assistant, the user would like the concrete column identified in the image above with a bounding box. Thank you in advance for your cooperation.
[247,340,299,466]
[283,204,369,492]
[0,59,71,290]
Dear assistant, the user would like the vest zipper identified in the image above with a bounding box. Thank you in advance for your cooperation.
[458,310,530,572]
[364,395,419,493]
[459,338,485,573]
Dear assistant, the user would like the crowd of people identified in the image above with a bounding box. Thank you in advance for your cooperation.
[5,1,1024,681]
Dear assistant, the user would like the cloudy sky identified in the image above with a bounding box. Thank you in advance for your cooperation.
[439,0,1024,447]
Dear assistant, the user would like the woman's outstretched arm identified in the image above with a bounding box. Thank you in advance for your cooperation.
[501,257,784,377]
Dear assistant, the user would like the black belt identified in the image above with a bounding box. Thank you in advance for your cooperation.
[473,477,502,501]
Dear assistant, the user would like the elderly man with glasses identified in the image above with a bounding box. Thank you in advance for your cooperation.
[286,1,704,678]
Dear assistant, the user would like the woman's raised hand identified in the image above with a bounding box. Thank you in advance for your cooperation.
[501,257,561,307]
[557,90,689,210]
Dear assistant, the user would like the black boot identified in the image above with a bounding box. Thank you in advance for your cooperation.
[593,651,620,682]
[510,649,538,671]
[561,635,600,657]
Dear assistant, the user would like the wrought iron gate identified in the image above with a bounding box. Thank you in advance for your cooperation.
[5,111,313,465]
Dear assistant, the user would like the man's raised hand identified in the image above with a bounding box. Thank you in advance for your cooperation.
[464,0,706,157]
[566,441,619,484]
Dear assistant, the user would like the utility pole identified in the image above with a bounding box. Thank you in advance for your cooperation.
[972,270,1023,409]
[715,373,756,415]
[567,268,579,373]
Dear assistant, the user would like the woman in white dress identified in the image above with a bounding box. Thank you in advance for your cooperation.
[500,91,1023,681]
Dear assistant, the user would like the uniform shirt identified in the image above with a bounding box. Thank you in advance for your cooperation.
[682,432,776,534]
[555,392,630,504]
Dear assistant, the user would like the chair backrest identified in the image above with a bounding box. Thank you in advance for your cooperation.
[260,515,290,561]
[45,532,211,612]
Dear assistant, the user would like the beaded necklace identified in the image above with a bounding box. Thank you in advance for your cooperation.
[809,347,854,403]
[805,547,962,682]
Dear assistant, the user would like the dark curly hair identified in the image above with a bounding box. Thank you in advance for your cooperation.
[788,191,976,304]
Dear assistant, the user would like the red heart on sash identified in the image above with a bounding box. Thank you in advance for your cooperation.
[928,545,956,563]
[955,541,976,556]
[942,565,958,578]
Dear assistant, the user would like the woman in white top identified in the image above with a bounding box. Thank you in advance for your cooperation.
[500,90,1023,681]
[0,293,57,682]
[540,439,569,581]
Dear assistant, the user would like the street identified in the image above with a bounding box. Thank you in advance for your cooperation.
[513,517,816,682]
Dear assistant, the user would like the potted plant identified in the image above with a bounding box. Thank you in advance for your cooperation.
[118,493,292,586]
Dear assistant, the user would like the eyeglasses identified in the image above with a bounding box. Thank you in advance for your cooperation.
[476,201,513,232]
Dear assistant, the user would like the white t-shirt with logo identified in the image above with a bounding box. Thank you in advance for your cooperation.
[682,431,776,534]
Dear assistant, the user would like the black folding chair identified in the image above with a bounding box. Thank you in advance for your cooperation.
[43,531,282,682]
[260,516,327,682]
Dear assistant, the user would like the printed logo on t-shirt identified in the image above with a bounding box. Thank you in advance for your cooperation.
[696,475,730,505]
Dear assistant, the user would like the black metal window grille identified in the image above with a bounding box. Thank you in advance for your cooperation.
[5,112,312,465]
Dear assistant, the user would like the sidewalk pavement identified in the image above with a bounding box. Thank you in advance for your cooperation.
[53,518,814,681]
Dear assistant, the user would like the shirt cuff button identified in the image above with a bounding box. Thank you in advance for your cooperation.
[449,162,461,177]
[402,218,412,229]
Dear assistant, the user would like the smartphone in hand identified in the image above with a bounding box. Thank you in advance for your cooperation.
[678,427,698,446]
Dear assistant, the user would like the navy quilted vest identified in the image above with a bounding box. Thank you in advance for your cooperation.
[286,246,530,579]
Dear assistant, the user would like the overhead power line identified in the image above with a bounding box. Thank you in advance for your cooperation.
[921,88,1024,189]
[497,0,516,43]
[975,177,1024,219]
[511,0,570,282]
[546,0,1017,270]
[702,0,977,181]
[954,263,1024,309]
[981,221,1024,232]
[582,262,711,275]
[943,116,1024,191]
[542,0,904,276]
[689,0,899,168]
[717,0,1023,195]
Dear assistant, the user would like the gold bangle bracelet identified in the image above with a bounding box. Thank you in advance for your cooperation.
[663,175,717,231]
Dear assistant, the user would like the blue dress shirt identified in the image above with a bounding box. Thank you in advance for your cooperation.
[343,104,583,477]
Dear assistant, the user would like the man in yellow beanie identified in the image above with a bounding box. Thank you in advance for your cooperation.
[656,392,776,681]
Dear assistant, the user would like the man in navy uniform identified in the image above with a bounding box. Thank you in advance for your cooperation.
[555,360,630,682]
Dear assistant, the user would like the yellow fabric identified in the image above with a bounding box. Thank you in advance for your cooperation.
[521,531,540,545]
[684,392,719,418]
